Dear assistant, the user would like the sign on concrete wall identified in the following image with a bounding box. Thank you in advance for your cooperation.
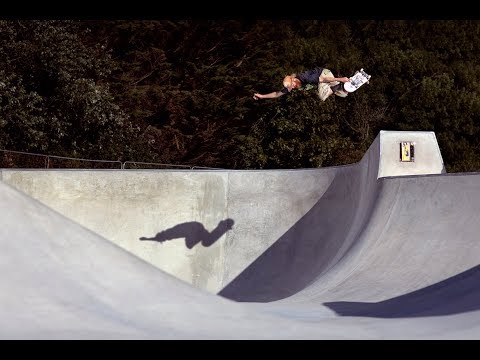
[400,142,415,162]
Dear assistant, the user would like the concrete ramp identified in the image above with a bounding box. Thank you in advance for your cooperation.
[219,143,380,301]
[1,130,480,339]
[0,180,350,339]
[274,173,480,307]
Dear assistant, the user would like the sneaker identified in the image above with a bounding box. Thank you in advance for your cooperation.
[334,89,348,98]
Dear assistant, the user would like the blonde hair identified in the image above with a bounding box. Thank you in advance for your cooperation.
[283,75,295,88]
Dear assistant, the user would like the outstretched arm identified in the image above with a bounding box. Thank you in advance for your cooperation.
[253,91,285,100]
[320,76,350,83]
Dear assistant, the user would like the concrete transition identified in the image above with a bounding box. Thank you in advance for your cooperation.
[1,130,480,339]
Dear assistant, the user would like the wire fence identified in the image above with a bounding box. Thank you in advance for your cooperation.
[0,149,224,170]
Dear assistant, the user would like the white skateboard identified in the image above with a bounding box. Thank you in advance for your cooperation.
[344,68,371,93]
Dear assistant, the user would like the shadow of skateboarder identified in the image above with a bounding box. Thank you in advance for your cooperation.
[140,218,234,249]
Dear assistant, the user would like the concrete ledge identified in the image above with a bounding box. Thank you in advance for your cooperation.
[378,130,445,178]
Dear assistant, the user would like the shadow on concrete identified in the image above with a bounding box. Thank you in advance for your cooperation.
[219,165,378,302]
[324,264,480,318]
[139,219,234,249]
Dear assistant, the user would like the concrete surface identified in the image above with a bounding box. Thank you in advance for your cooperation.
[1,130,479,339]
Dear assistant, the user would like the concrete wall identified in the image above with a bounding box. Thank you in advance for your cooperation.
[1,168,345,294]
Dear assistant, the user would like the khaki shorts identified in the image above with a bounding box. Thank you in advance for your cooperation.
[318,68,340,101]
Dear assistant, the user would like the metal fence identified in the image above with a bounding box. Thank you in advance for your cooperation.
[0,149,224,170]
[122,161,224,170]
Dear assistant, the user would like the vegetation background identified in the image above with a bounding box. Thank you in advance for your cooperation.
[1,20,479,172]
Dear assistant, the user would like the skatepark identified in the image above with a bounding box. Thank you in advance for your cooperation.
[1,130,480,339]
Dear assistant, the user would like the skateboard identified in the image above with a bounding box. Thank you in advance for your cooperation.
[343,68,371,93]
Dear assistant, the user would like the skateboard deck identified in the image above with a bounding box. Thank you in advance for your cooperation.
[344,68,371,93]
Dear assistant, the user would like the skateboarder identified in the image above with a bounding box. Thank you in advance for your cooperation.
[253,67,351,102]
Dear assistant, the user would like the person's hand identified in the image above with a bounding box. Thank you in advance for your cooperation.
[253,93,262,100]
[339,77,350,83]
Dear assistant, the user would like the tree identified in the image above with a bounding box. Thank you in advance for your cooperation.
[0,20,142,162]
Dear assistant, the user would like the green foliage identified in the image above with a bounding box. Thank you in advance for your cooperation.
[83,19,480,171]
[241,89,351,169]
[0,20,141,160]
[2,20,480,172]
[0,71,46,150]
